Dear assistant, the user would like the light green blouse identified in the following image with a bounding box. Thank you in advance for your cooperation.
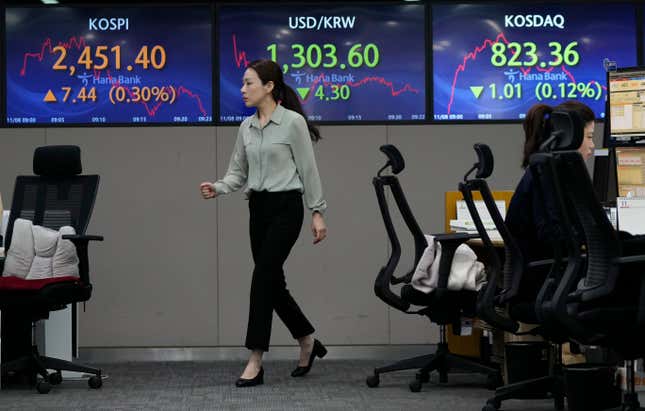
[213,104,327,214]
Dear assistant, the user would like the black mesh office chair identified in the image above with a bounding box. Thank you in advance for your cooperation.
[459,143,569,411]
[0,145,104,394]
[367,144,500,393]
[539,112,645,410]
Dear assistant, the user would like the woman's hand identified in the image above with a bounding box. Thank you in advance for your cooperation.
[312,212,327,244]
[200,182,218,199]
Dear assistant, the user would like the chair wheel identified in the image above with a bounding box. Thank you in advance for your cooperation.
[486,371,503,390]
[483,399,500,410]
[409,380,422,392]
[49,371,63,385]
[416,372,430,383]
[366,374,379,388]
[36,380,51,394]
[88,375,103,389]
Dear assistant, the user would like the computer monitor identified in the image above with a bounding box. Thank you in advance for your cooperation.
[606,67,645,147]
[616,147,645,197]
[593,147,617,204]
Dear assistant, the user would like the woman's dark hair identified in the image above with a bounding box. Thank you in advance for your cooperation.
[521,100,595,168]
[247,59,321,142]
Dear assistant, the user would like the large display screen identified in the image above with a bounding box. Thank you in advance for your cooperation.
[5,6,213,125]
[432,2,638,121]
[218,3,426,123]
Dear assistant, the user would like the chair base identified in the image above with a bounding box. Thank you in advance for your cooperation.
[1,345,102,393]
[366,341,501,392]
[482,375,565,411]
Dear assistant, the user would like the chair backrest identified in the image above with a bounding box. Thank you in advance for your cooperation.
[553,150,621,300]
[537,109,620,301]
[373,144,427,312]
[459,143,521,332]
[528,150,592,339]
[4,146,100,256]
[524,110,634,347]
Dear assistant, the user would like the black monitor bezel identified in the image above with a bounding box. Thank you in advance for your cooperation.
[2,2,215,128]
[605,65,645,148]
[214,0,430,126]
[429,0,642,125]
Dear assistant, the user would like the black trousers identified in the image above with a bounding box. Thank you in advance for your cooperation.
[245,190,315,351]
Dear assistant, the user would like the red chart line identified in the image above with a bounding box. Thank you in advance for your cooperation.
[301,73,419,102]
[232,34,250,68]
[20,36,87,76]
[94,70,208,117]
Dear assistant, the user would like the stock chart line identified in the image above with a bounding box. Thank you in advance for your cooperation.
[232,34,250,68]
[99,70,208,117]
[20,36,87,76]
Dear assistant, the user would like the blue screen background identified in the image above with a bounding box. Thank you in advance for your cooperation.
[5,7,213,125]
[218,4,426,123]
[432,3,637,121]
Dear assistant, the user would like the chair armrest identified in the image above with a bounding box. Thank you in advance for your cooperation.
[62,234,103,284]
[433,232,479,242]
[433,232,479,290]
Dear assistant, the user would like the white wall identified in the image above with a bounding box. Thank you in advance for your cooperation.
[0,123,604,349]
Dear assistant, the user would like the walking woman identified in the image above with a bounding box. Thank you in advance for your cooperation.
[200,59,328,387]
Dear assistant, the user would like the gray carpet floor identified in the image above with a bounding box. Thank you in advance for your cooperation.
[0,360,560,410]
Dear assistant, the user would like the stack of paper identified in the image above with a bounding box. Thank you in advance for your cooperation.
[617,197,645,235]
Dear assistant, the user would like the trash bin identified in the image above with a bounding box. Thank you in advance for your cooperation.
[564,363,622,411]
[505,341,550,384]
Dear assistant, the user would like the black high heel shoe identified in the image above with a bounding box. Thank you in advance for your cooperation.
[235,366,264,387]
[291,339,327,377]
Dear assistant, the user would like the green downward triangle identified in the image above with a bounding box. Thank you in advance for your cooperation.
[470,86,484,99]
[297,87,310,100]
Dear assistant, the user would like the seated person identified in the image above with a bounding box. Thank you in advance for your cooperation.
[505,101,595,295]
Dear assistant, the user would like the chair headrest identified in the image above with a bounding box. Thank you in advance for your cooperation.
[545,110,585,152]
[33,145,82,176]
[473,144,494,178]
[379,144,405,175]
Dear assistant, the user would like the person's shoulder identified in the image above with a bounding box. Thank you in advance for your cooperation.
[520,167,535,185]
[281,106,306,125]
[511,167,534,196]
[240,115,253,127]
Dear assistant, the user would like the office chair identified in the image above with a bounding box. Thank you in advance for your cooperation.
[538,112,645,410]
[0,145,104,394]
[458,143,569,411]
[367,144,500,393]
